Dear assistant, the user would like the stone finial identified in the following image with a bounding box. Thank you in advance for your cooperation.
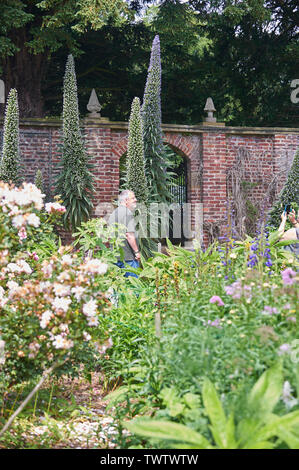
[204,97,216,122]
[87,88,101,117]
[0,80,5,104]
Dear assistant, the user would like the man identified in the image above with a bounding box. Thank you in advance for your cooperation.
[108,190,140,277]
[278,208,299,260]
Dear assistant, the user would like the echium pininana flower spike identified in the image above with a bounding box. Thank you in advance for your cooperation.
[0,88,23,185]
[141,35,173,202]
[62,55,80,149]
[55,54,94,230]
[142,35,163,154]
[34,169,44,193]
[126,97,148,204]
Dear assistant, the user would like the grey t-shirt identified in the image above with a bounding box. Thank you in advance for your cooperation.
[108,205,139,261]
[284,227,299,260]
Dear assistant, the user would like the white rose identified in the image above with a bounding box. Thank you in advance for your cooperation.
[26,213,41,227]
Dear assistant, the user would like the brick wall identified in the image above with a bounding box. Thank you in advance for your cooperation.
[0,118,298,245]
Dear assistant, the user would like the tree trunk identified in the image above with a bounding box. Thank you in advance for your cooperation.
[1,28,49,118]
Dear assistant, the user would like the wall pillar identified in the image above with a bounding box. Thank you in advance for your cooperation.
[83,122,119,219]
[202,131,227,245]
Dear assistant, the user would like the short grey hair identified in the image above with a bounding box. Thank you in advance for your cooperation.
[118,190,134,204]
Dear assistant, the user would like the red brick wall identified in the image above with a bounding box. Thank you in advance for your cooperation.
[202,131,227,222]
[0,121,298,245]
[225,133,298,211]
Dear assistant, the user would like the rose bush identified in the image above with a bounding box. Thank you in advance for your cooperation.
[0,182,113,384]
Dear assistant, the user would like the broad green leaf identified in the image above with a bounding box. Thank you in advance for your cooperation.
[105,386,131,409]
[224,413,238,449]
[166,238,174,250]
[183,392,201,409]
[158,389,186,418]
[168,403,186,418]
[241,411,299,448]
[236,418,261,448]
[277,426,299,449]
[268,230,281,245]
[244,441,276,449]
[159,387,179,406]
[247,361,283,418]
[124,419,213,448]
[202,378,228,448]
[257,411,299,441]
[277,239,299,246]
[166,442,207,449]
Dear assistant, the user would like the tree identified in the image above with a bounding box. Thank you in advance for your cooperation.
[142,34,173,203]
[55,54,94,231]
[126,97,148,204]
[0,88,22,184]
[2,0,297,126]
[187,0,299,126]
[43,23,153,120]
[0,0,131,117]
[268,151,299,227]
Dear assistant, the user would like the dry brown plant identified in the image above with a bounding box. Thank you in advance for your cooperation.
[226,147,294,238]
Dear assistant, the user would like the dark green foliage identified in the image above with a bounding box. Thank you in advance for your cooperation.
[268,151,299,227]
[55,54,94,231]
[186,0,299,127]
[42,1,299,127]
[0,0,132,117]
[42,23,152,121]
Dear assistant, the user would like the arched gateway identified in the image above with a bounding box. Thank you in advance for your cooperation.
[117,140,190,246]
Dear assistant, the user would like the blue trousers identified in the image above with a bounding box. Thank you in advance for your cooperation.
[116,260,139,278]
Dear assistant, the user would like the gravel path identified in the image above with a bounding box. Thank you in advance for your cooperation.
[9,372,126,449]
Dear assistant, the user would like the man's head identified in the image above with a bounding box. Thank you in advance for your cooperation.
[118,190,137,211]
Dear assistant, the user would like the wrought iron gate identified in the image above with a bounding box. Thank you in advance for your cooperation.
[168,158,188,245]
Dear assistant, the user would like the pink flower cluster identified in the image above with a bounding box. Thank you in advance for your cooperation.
[281,268,297,286]
[96,337,113,354]
[207,318,222,329]
[0,183,66,245]
[209,295,225,307]
[0,182,44,211]
[27,251,39,261]
[1,246,112,361]
[0,182,45,243]
[0,183,114,368]
[224,280,251,299]
[45,202,66,214]
[262,305,278,315]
